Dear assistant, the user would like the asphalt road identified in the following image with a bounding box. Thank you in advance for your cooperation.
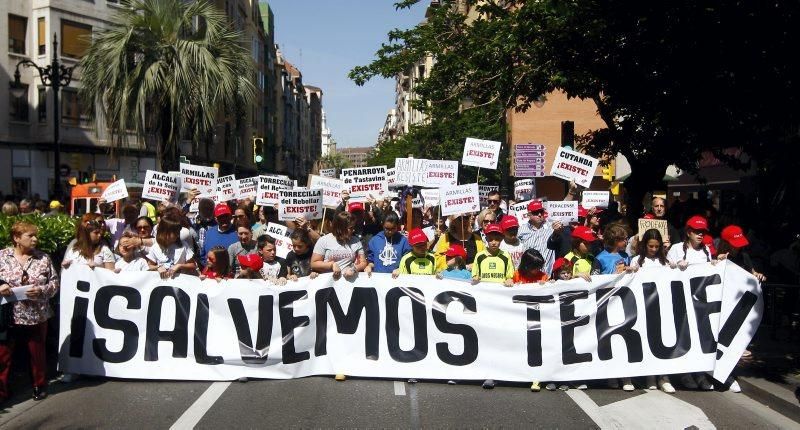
[1,376,798,429]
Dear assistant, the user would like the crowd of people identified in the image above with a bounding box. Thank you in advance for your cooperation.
[0,182,772,403]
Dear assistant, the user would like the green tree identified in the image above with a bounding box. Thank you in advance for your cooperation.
[319,152,352,171]
[352,0,800,224]
[80,0,255,172]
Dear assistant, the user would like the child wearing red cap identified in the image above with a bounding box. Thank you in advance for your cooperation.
[236,253,264,280]
[436,244,472,281]
[471,224,514,287]
[667,215,714,271]
[551,257,573,281]
[717,225,766,282]
[563,226,597,281]
[499,215,526,269]
[394,228,436,277]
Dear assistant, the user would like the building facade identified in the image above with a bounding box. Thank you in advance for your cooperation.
[338,146,372,168]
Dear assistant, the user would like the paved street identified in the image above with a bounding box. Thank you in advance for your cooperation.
[1,376,798,429]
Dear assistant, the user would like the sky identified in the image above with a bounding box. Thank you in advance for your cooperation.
[265,0,428,149]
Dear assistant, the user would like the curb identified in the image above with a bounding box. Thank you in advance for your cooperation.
[738,376,800,424]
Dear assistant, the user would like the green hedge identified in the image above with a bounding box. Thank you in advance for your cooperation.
[0,214,77,254]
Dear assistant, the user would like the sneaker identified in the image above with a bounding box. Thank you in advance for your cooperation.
[546,383,557,391]
[482,379,496,389]
[335,374,346,381]
[622,378,635,392]
[646,376,657,390]
[681,374,698,389]
[607,379,620,389]
[530,381,541,392]
[575,383,588,390]
[696,374,714,391]
[659,376,676,394]
[447,380,457,385]
[728,380,741,393]
[237,377,248,383]
[558,384,570,391]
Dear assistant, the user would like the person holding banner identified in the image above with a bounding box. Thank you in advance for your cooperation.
[145,215,197,279]
[435,245,472,281]
[61,216,116,271]
[593,223,632,275]
[499,216,526,269]
[0,221,59,402]
[717,225,767,282]
[365,213,411,276]
[432,215,485,272]
[201,204,238,267]
[286,229,318,281]
[200,246,232,281]
[311,211,367,280]
[471,224,515,287]
[113,237,149,273]
[563,226,598,281]
[228,220,258,277]
[394,229,436,277]
[513,249,548,284]
[257,236,288,284]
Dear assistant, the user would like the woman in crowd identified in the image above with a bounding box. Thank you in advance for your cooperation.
[433,214,485,272]
[365,212,411,276]
[145,214,197,279]
[228,220,258,277]
[311,211,367,280]
[62,216,116,270]
[0,221,59,401]
[200,246,231,281]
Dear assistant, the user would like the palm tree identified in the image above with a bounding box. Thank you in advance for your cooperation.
[80,0,255,171]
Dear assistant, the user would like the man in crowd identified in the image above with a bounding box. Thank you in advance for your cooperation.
[201,203,238,266]
[651,196,681,247]
[517,200,556,273]
[485,190,504,220]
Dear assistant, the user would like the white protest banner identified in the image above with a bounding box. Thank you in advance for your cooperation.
[581,191,610,209]
[638,218,670,240]
[319,168,336,178]
[462,138,501,169]
[386,167,397,188]
[215,175,238,203]
[394,158,427,187]
[237,177,258,200]
[421,188,440,208]
[59,261,761,383]
[549,147,599,188]
[440,183,480,216]
[278,189,323,221]
[478,185,499,207]
[508,200,532,225]
[142,170,180,203]
[308,175,344,209]
[423,160,459,187]
[256,175,293,206]
[101,179,128,203]
[265,222,293,259]
[422,226,436,242]
[179,163,218,196]
[546,200,579,224]
[513,179,535,201]
[340,166,388,202]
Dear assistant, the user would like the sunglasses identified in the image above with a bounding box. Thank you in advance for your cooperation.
[488,199,501,204]
[136,225,150,230]
[528,210,545,216]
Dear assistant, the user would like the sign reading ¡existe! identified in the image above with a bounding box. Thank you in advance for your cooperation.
[549,147,599,188]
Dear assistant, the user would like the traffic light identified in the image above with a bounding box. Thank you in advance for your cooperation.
[253,137,265,166]
[561,121,574,149]
[601,164,615,182]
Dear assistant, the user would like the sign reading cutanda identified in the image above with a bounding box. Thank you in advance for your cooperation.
[550,147,599,188]
[59,262,760,383]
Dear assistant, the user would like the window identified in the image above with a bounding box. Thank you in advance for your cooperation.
[61,89,91,126]
[37,17,46,55]
[9,84,29,122]
[61,20,91,59]
[8,15,27,55]
[38,88,47,122]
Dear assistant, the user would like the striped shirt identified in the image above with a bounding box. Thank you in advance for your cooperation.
[517,221,555,274]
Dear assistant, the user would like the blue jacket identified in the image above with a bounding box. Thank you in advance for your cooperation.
[439,267,472,281]
[367,231,411,273]
[201,226,238,266]
[594,250,631,274]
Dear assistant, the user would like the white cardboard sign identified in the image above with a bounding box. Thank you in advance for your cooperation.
[545,201,579,224]
[513,179,535,201]
[582,191,610,209]
[101,179,128,203]
[638,218,670,240]
[386,167,397,188]
[278,189,323,221]
[319,168,336,178]
[215,174,238,203]
[421,188,440,208]
[237,177,258,200]
[423,160,459,187]
[549,147,599,188]
[179,163,217,196]
[394,158,427,187]
[462,138,501,169]
[308,175,344,209]
[142,170,180,203]
[508,200,532,225]
[265,222,293,259]
[340,166,388,202]
[440,183,480,216]
[256,175,293,206]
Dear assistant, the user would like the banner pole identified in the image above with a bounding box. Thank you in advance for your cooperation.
[406,193,413,229]
[319,207,326,233]
[477,167,481,183]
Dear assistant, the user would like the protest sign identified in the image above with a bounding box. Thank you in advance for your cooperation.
[101,179,128,203]
[546,200,579,224]
[386,167,397,188]
[440,183,480,216]
[142,170,179,203]
[237,177,258,200]
[478,185,499,207]
[279,189,323,221]
[179,163,217,196]
[513,143,546,177]
[59,261,761,384]
[340,166,388,202]
[513,179,535,201]
[549,147,599,188]
[215,175,238,203]
[638,218,670,240]
[581,191,610,209]
[421,188,440,208]
[319,168,336,178]
[256,175,293,206]
[394,158,427,187]
[265,222,293,259]
[308,175,344,209]
[508,200,531,225]
[423,160,459,187]
[462,138,501,169]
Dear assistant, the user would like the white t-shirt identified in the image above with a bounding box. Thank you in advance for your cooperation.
[312,233,364,270]
[115,257,149,272]
[667,243,712,265]
[63,244,115,267]
[261,260,284,279]
[146,241,194,269]
[631,256,668,269]
[500,239,527,269]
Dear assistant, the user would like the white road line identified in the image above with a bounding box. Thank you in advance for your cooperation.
[565,390,622,429]
[394,381,406,396]
[170,382,231,430]
[408,383,421,430]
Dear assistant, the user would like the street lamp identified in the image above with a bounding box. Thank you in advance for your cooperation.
[10,33,75,201]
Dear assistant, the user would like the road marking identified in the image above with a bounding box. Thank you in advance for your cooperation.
[170,382,231,430]
[566,389,716,429]
[394,381,406,396]
[408,383,421,430]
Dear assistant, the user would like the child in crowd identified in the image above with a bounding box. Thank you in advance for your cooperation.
[551,257,573,281]
[114,238,148,272]
[236,254,263,280]
[200,246,232,281]
[394,228,436,277]
[62,217,116,270]
[258,235,288,284]
[594,223,632,275]
[563,226,598,281]
[472,224,515,287]
[436,245,472,281]
[514,249,548,284]
[717,225,766,281]
[145,215,196,279]
[286,229,318,281]
[499,216,526,269]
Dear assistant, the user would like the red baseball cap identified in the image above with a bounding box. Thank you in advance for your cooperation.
[444,244,467,259]
[721,225,749,248]
[578,206,588,218]
[686,215,709,232]
[484,223,503,236]
[500,215,519,231]
[347,202,365,213]
[238,254,263,271]
[552,257,572,274]
[527,200,544,212]
[408,228,428,246]
[572,226,598,242]
[643,213,656,220]
[214,203,232,217]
